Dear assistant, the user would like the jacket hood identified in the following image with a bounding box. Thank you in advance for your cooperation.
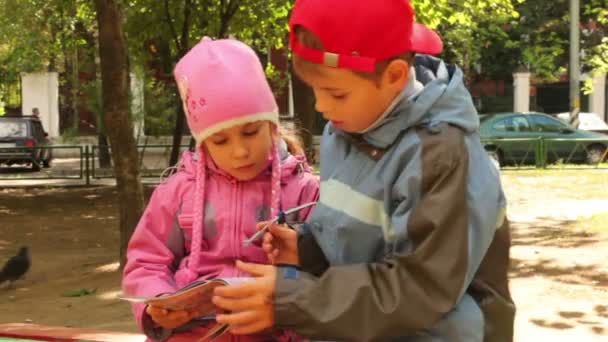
[333,55,480,148]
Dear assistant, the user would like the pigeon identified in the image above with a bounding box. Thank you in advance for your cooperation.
[0,246,30,288]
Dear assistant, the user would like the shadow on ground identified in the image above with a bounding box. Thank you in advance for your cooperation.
[511,217,600,248]
[527,305,607,335]
[510,215,607,337]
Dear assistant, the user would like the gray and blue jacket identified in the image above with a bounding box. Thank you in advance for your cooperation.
[274,56,515,342]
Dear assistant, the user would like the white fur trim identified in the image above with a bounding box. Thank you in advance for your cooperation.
[193,112,279,147]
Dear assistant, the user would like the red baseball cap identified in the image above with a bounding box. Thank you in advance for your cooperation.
[289,0,443,72]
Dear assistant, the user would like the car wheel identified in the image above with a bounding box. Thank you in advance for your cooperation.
[586,144,607,164]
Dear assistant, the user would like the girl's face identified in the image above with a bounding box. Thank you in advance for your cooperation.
[203,121,275,181]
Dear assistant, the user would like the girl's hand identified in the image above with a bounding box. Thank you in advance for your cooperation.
[146,305,198,329]
[257,222,299,265]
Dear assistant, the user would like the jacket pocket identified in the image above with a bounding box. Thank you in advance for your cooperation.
[177,213,208,252]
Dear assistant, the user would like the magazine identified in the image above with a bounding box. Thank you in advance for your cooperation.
[118,277,252,341]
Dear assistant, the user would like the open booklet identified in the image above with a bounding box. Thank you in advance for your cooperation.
[118,277,252,341]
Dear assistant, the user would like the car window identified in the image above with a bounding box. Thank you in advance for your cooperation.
[531,115,566,133]
[512,116,531,132]
[0,121,28,137]
[492,117,515,132]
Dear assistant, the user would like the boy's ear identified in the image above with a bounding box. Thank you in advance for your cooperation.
[383,59,410,91]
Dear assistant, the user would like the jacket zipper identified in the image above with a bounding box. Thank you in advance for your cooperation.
[236,182,243,270]
[230,179,238,264]
[232,183,241,342]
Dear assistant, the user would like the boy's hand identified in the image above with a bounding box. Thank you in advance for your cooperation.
[257,222,299,265]
[146,305,198,329]
[213,261,277,335]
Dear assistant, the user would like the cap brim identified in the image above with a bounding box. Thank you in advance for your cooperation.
[410,23,443,55]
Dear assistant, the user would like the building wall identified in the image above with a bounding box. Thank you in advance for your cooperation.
[21,72,60,138]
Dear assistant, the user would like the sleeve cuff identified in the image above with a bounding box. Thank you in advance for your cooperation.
[296,223,329,277]
[274,266,315,329]
[141,307,173,341]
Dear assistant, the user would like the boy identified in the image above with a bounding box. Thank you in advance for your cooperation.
[213,0,515,341]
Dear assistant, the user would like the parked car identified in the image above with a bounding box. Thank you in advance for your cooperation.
[554,112,608,135]
[0,115,52,171]
[480,112,608,166]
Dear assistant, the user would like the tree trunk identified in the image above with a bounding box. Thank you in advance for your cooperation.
[94,0,145,268]
[169,101,186,166]
[92,34,112,170]
[292,73,317,162]
[60,56,74,132]
[72,48,80,131]
[168,0,193,166]
[98,133,112,169]
[70,4,80,131]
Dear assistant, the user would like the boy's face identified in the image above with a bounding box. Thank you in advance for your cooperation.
[203,121,274,181]
[296,62,405,133]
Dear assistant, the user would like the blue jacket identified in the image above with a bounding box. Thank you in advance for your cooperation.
[274,56,514,341]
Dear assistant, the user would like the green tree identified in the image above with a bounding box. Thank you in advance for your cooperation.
[583,0,608,80]
[514,0,570,81]
[476,0,608,83]
[413,0,522,80]
[0,0,99,127]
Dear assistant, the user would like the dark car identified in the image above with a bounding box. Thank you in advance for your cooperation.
[0,116,53,171]
[480,112,608,166]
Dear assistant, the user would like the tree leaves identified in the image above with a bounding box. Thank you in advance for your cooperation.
[2,0,606,101]
[0,0,96,79]
[413,0,521,79]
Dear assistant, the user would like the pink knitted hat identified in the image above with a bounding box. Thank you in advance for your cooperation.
[175,37,280,146]
[173,38,282,284]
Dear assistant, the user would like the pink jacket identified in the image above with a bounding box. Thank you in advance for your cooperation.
[123,151,319,342]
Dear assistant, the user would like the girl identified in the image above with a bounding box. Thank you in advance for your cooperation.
[122,37,319,342]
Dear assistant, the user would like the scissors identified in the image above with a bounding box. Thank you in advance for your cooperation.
[242,201,317,246]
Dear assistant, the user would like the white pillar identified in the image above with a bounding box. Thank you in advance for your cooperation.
[513,71,531,113]
[21,72,60,138]
[130,72,145,140]
[588,73,606,121]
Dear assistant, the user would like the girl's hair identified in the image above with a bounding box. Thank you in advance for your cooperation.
[278,125,305,156]
[293,26,414,83]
